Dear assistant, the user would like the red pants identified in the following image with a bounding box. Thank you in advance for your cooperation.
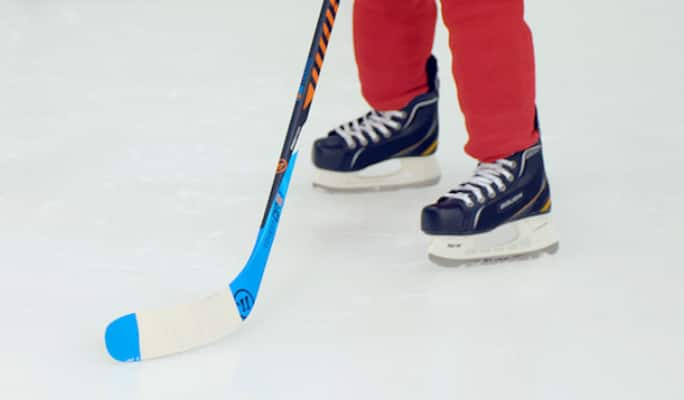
[354,0,539,161]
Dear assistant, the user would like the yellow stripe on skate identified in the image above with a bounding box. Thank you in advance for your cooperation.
[421,139,438,156]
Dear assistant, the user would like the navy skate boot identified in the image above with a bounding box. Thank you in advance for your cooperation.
[421,140,559,265]
[311,56,441,191]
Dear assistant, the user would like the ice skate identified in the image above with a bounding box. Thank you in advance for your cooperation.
[421,141,558,265]
[311,56,441,191]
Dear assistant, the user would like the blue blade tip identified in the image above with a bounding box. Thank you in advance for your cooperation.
[104,313,141,362]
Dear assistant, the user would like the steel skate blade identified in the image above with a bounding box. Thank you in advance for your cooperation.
[428,242,559,267]
[312,176,440,193]
[312,156,441,193]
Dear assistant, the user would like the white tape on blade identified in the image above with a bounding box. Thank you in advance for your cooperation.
[137,288,242,360]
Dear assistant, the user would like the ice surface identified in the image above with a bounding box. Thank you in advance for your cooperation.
[1,0,683,399]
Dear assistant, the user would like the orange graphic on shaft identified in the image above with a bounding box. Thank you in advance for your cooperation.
[276,159,288,174]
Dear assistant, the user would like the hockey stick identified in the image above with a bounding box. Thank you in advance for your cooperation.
[104,0,340,362]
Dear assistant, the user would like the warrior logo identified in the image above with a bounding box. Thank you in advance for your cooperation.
[233,289,256,319]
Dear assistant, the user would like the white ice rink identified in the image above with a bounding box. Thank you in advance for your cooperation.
[1,0,683,398]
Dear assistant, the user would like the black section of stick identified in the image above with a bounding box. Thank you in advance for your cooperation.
[259,0,339,228]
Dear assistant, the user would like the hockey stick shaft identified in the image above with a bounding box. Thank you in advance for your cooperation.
[227,0,339,319]
[260,0,339,227]
[103,0,340,363]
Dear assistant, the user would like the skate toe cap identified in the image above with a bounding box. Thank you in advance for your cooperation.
[312,134,350,170]
[421,203,466,235]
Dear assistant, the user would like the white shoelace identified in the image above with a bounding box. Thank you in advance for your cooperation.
[334,111,406,149]
[443,160,517,207]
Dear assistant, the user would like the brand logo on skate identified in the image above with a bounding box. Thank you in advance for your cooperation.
[276,159,288,174]
[234,289,255,319]
[499,192,524,211]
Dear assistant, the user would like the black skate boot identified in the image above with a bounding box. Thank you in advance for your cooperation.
[421,139,559,265]
[311,56,441,191]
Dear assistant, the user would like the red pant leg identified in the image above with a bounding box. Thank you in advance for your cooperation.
[354,0,437,111]
[441,0,539,161]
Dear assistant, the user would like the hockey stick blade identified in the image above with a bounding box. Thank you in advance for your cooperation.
[105,156,296,362]
[104,0,339,362]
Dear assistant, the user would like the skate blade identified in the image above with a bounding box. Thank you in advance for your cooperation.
[429,242,559,267]
[427,214,559,267]
[313,176,440,193]
[312,156,441,193]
